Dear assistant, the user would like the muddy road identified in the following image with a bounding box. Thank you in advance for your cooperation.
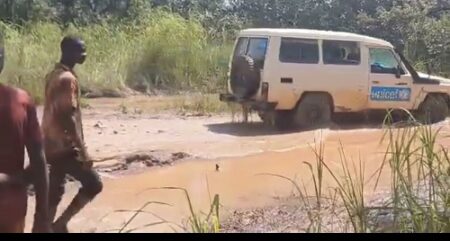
[25,96,450,233]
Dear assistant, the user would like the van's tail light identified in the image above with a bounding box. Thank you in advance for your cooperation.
[262,82,269,101]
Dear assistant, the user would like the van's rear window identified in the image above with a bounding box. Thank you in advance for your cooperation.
[233,37,268,67]
[234,38,249,57]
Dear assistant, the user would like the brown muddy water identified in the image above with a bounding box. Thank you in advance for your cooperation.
[24,97,450,233]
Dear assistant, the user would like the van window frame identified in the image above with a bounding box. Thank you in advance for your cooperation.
[322,40,361,66]
[233,37,250,58]
[233,36,269,69]
[279,37,320,64]
[369,47,407,76]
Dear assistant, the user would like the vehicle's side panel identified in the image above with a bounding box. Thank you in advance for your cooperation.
[266,36,322,110]
[267,38,369,112]
[322,41,369,112]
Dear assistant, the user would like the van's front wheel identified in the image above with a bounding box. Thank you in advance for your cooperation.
[415,95,449,124]
[294,94,332,130]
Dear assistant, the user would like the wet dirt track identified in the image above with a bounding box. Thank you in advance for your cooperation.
[25,97,450,233]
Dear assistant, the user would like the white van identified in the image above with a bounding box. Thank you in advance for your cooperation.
[220,28,450,130]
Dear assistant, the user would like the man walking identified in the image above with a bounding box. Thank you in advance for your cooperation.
[42,36,103,233]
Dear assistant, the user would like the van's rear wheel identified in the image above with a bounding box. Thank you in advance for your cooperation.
[274,111,294,131]
[294,94,332,129]
[415,95,449,124]
[258,111,267,122]
[258,111,275,126]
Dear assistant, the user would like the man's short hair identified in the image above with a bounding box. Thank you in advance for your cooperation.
[60,36,83,53]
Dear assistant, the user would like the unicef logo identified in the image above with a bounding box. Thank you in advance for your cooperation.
[371,87,411,102]
[398,89,411,101]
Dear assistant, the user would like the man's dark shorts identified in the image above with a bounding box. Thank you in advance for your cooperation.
[48,158,103,207]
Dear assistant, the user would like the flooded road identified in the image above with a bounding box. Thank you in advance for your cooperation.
[25,97,450,233]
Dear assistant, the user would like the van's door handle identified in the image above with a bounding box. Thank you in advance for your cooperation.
[396,82,408,86]
[372,81,380,84]
[281,78,293,84]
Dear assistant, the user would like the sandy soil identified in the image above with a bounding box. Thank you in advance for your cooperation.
[23,96,450,233]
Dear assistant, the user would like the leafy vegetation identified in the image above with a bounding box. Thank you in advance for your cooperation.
[0,0,448,101]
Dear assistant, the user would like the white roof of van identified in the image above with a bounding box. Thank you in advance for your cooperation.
[240,28,393,48]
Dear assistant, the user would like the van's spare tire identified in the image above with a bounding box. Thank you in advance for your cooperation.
[230,55,261,99]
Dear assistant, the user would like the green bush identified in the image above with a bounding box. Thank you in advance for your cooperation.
[0,10,231,102]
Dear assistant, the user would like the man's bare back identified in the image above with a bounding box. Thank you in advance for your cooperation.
[0,83,51,233]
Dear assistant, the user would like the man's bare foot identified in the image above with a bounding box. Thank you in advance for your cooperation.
[52,222,69,233]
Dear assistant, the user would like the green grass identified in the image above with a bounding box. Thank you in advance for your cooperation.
[169,94,235,116]
[105,94,239,116]
[158,187,220,233]
[316,118,448,233]
[104,187,221,233]
[0,10,231,103]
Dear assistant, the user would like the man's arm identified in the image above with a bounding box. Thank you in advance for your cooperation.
[25,101,51,233]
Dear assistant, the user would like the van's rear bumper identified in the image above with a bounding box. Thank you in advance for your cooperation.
[219,93,277,111]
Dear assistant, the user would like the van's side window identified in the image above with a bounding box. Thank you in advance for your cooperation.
[370,48,406,75]
[323,40,360,65]
[279,38,319,64]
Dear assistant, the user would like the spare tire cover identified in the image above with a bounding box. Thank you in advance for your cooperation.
[230,55,261,99]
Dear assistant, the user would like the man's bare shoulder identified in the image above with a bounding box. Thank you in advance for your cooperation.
[0,84,32,106]
[49,67,76,80]
[15,88,33,105]
[46,67,77,89]
[58,70,76,81]
[0,83,19,94]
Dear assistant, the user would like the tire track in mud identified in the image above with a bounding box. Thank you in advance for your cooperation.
[93,150,193,177]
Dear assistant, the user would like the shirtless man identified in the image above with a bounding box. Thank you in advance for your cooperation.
[0,40,51,233]
[42,36,103,233]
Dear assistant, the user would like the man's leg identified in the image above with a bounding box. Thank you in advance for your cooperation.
[53,162,103,233]
[0,219,26,233]
[47,164,67,224]
[0,174,28,233]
